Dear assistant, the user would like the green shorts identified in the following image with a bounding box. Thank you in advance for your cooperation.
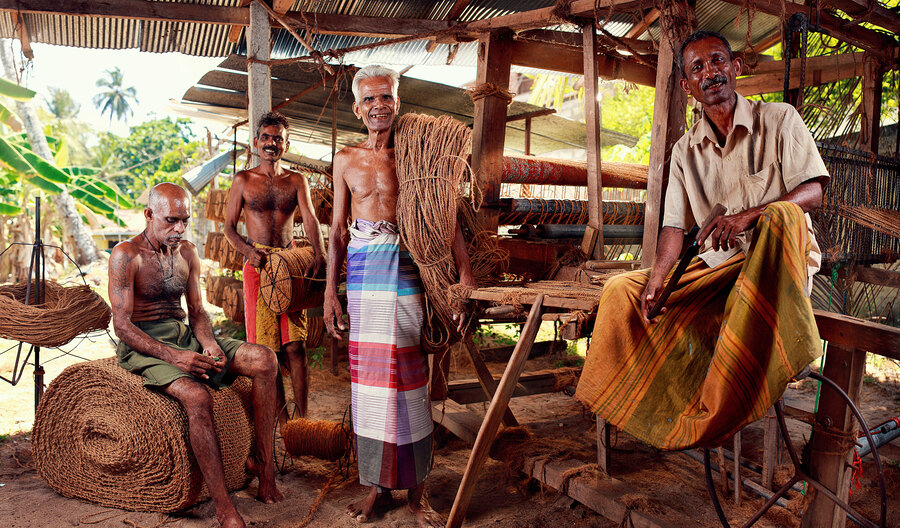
[116,318,245,389]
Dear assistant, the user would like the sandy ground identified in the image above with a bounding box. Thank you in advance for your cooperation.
[1,275,899,527]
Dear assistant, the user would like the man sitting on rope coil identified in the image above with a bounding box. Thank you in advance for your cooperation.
[575,30,830,451]
[324,65,475,528]
[109,183,283,528]
[224,110,326,419]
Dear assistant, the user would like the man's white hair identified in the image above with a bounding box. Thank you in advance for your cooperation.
[352,65,400,103]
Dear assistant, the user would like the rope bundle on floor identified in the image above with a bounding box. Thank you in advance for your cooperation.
[33,358,254,512]
[282,418,351,461]
[259,246,323,315]
[0,281,110,347]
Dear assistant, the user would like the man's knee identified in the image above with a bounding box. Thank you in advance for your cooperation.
[283,341,306,363]
[760,201,804,226]
[239,343,279,379]
[167,379,214,417]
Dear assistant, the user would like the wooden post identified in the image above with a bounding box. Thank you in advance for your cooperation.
[800,345,866,528]
[447,296,544,528]
[733,431,741,506]
[582,22,604,259]
[640,1,694,268]
[762,406,778,490]
[463,338,518,427]
[247,1,271,165]
[522,115,532,197]
[859,52,883,155]
[471,30,512,234]
[596,418,610,474]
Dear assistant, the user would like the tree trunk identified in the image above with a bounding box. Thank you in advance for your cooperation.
[0,39,102,266]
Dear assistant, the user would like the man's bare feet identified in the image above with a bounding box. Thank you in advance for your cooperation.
[216,505,246,528]
[347,487,392,523]
[245,454,284,504]
[408,484,443,528]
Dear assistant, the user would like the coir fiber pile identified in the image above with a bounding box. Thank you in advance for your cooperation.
[33,358,254,512]
[0,281,110,347]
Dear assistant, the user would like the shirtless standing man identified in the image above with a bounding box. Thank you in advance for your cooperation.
[324,65,475,527]
[225,111,325,417]
[109,183,282,528]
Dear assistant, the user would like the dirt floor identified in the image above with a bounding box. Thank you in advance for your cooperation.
[1,271,899,527]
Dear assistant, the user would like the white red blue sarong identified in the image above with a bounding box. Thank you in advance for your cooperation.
[348,219,432,490]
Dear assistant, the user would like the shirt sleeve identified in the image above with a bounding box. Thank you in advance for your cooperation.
[780,106,830,192]
[662,143,693,230]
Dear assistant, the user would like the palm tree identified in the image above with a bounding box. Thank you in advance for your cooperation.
[45,86,80,120]
[92,67,138,124]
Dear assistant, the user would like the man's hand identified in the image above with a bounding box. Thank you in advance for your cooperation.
[170,348,219,379]
[201,343,227,373]
[697,209,756,252]
[306,253,326,280]
[640,274,667,324]
[245,247,268,268]
[324,291,347,339]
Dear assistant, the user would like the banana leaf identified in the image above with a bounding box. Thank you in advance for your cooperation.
[69,189,116,214]
[0,102,20,131]
[0,135,36,174]
[0,77,36,101]
[27,174,64,194]
[16,147,71,184]
[102,211,128,227]
[0,201,23,215]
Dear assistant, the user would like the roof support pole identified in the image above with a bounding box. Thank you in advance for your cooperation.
[859,53,884,155]
[470,29,512,234]
[582,22,604,259]
[640,1,694,268]
[247,0,271,165]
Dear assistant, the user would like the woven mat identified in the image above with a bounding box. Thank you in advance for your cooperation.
[33,357,254,512]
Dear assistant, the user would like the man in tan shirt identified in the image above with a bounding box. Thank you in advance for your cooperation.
[575,30,829,449]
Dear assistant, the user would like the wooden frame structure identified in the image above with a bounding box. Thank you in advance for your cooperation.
[2,1,898,527]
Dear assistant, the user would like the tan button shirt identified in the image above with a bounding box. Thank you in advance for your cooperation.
[663,94,828,283]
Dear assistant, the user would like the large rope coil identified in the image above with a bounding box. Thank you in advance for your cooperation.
[33,358,254,512]
[259,245,323,315]
[0,281,110,347]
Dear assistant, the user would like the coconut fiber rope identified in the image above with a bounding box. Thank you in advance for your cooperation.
[259,245,324,315]
[33,358,254,512]
[282,417,352,462]
[0,281,110,348]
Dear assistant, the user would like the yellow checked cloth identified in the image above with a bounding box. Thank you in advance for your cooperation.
[575,202,821,449]
[243,242,307,353]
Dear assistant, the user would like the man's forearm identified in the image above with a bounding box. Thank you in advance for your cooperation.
[188,309,219,350]
[224,222,254,257]
[114,319,178,363]
[649,227,685,282]
[325,228,348,294]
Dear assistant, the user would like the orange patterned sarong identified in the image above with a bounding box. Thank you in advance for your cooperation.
[575,202,821,449]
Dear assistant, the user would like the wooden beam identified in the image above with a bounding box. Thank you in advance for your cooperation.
[247,1,271,165]
[11,12,32,60]
[800,344,865,528]
[625,8,659,39]
[256,0,334,75]
[717,0,897,61]
[813,310,900,360]
[470,30,513,233]
[582,24,604,259]
[740,51,863,77]
[859,52,884,155]
[823,0,900,35]
[460,0,645,35]
[447,296,544,528]
[641,2,694,269]
[467,289,599,312]
[281,11,449,38]
[272,0,293,14]
[517,29,657,55]
[445,0,474,21]
[507,38,656,86]
[505,107,555,122]
[854,265,900,289]
[736,53,866,96]
[462,338,518,426]
[432,400,481,444]
[447,367,581,404]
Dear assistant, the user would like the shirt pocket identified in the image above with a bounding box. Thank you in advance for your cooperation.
[741,162,783,210]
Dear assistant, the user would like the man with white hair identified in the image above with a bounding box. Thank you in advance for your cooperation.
[324,65,474,527]
[109,182,283,528]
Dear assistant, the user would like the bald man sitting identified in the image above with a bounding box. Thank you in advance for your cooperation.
[108,183,283,528]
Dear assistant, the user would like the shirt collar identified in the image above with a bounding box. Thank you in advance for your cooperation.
[689,93,753,147]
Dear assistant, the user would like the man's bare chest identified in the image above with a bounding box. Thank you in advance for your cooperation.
[243,182,298,214]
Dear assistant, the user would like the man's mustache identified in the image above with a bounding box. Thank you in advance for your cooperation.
[701,75,728,90]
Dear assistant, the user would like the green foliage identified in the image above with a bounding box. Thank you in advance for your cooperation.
[93,67,138,124]
[473,323,519,347]
[0,77,35,101]
[308,346,325,370]
[527,74,584,110]
[44,87,80,120]
[601,84,655,163]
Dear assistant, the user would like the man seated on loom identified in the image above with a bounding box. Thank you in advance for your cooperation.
[323,65,475,527]
[109,182,283,528]
[575,30,829,450]
[225,110,325,418]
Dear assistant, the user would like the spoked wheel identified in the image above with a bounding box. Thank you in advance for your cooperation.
[273,400,301,474]
[703,372,886,528]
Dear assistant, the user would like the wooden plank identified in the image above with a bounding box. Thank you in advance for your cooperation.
[855,265,900,289]
[596,418,610,474]
[640,2,694,268]
[859,52,883,155]
[741,51,863,76]
[505,107,555,122]
[733,431,742,506]
[460,0,645,34]
[447,296,544,528]
[800,345,866,528]
[507,38,656,86]
[823,0,900,35]
[626,8,660,39]
[447,367,582,404]
[517,29,657,55]
[272,0,293,14]
[471,30,513,233]
[467,289,599,312]
[432,400,481,444]
[463,339,518,427]
[247,1,271,165]
[737,56,865,96]
[527,458,673,528]
[11,12,32,59]
[762,407,778,490]
[445,0,474,21]
[813,310,900,360]
[582,24,604,260]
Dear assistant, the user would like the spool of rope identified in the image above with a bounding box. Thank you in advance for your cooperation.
[259,246,323,315]
[222,283,245,323]
[32,358,253,512]
[304,314,325,349]
[282,418,351,461]
[0,281,111,348]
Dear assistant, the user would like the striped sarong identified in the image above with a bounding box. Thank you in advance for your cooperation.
[347,219,432,490]
[575,202,821,449]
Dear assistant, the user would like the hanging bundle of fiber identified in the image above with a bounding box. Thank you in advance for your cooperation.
[259,246,324,315]
[0,281,110,347]
[395,113,473,351]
